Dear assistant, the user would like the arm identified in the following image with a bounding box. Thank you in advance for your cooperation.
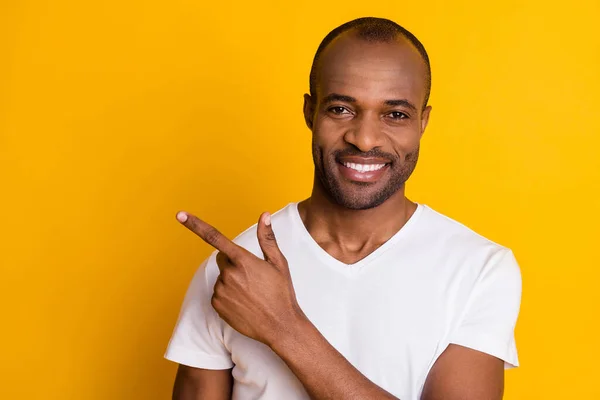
[271,315,397,400]
[177,212,520,400]
[270,314,504,400]
[172,365,233,400]
[421,345,504,400]
[164,256,235,398]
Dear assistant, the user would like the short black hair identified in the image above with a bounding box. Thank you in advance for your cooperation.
[309,17,431,109]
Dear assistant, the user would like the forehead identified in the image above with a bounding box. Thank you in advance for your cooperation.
[316,34,428,104]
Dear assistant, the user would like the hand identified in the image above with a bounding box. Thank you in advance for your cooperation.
[176,210,306,347]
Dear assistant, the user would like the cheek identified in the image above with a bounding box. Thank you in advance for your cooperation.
[312,121,346,149]
[387,128,421,155]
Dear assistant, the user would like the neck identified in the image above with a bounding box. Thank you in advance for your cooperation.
[298,176,417,252]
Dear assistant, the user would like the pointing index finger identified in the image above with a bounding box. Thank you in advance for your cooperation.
[177,211,242,258]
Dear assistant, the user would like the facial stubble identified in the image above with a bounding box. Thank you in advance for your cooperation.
[312,140,420,210]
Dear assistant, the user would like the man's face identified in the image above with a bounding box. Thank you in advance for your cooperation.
[305,33,431,210]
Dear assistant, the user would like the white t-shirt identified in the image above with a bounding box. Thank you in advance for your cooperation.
[165,203,522,400]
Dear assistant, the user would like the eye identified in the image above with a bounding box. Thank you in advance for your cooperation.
[328,106,351,115]
[388,111,409,120]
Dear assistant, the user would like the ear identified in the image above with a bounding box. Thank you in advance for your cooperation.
[419,105,432,139]
[303,93,315,130]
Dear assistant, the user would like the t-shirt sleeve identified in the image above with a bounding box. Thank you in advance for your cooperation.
[449,249,523,368]
[164,254,234,369]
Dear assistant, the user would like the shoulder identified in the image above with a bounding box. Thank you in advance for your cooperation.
[417,204,521,281]
[419,205,506,248]
[417,204,512,254]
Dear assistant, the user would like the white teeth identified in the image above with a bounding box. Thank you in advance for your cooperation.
[343,162,386,172]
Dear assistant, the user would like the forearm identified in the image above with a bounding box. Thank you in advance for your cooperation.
[269,315,399,400]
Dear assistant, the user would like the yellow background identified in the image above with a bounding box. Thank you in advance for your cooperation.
[2,1,599,398]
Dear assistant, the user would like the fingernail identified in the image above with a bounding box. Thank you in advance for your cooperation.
[264,212,271,226]
[176,211,188,223]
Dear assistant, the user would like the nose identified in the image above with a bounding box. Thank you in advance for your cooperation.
[343,112,385,152]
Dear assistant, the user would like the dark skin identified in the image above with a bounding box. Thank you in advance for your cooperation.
[173,32,505,400]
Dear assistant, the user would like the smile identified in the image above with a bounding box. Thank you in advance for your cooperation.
[337,160,390,183]
[343,162,387,172]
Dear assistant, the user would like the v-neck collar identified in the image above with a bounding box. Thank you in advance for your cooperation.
[288,202,424,276]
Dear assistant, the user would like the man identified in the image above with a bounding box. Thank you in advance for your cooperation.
[165,17,522,400]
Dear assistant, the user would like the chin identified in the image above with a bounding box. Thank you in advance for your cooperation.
[316,163,407,210]
[330,187,395,210]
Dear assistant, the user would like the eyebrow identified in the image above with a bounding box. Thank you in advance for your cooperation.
[384,99,418,112]
[322,93,356,104]
[321,93,418,112]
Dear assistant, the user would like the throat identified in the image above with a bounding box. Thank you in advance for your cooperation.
[318,239,386,265]
[297,196,418,266]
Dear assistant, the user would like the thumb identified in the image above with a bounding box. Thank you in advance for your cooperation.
[257,212,285,265]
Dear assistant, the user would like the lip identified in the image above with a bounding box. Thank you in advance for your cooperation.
[337,160,390,183]
[337,156,392,165]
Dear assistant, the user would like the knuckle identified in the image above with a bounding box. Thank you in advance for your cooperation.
[236,255,250,268]
[204,227,221,246]
[228,252,242,264]
[187,217,197,229]
[213,279,223,296]
[265,231,277,243]
[210,294,219,310]
[218,253,235,271]
[219,270,229,285]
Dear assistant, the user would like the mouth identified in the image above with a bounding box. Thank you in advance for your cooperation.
[336,158,391,183]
